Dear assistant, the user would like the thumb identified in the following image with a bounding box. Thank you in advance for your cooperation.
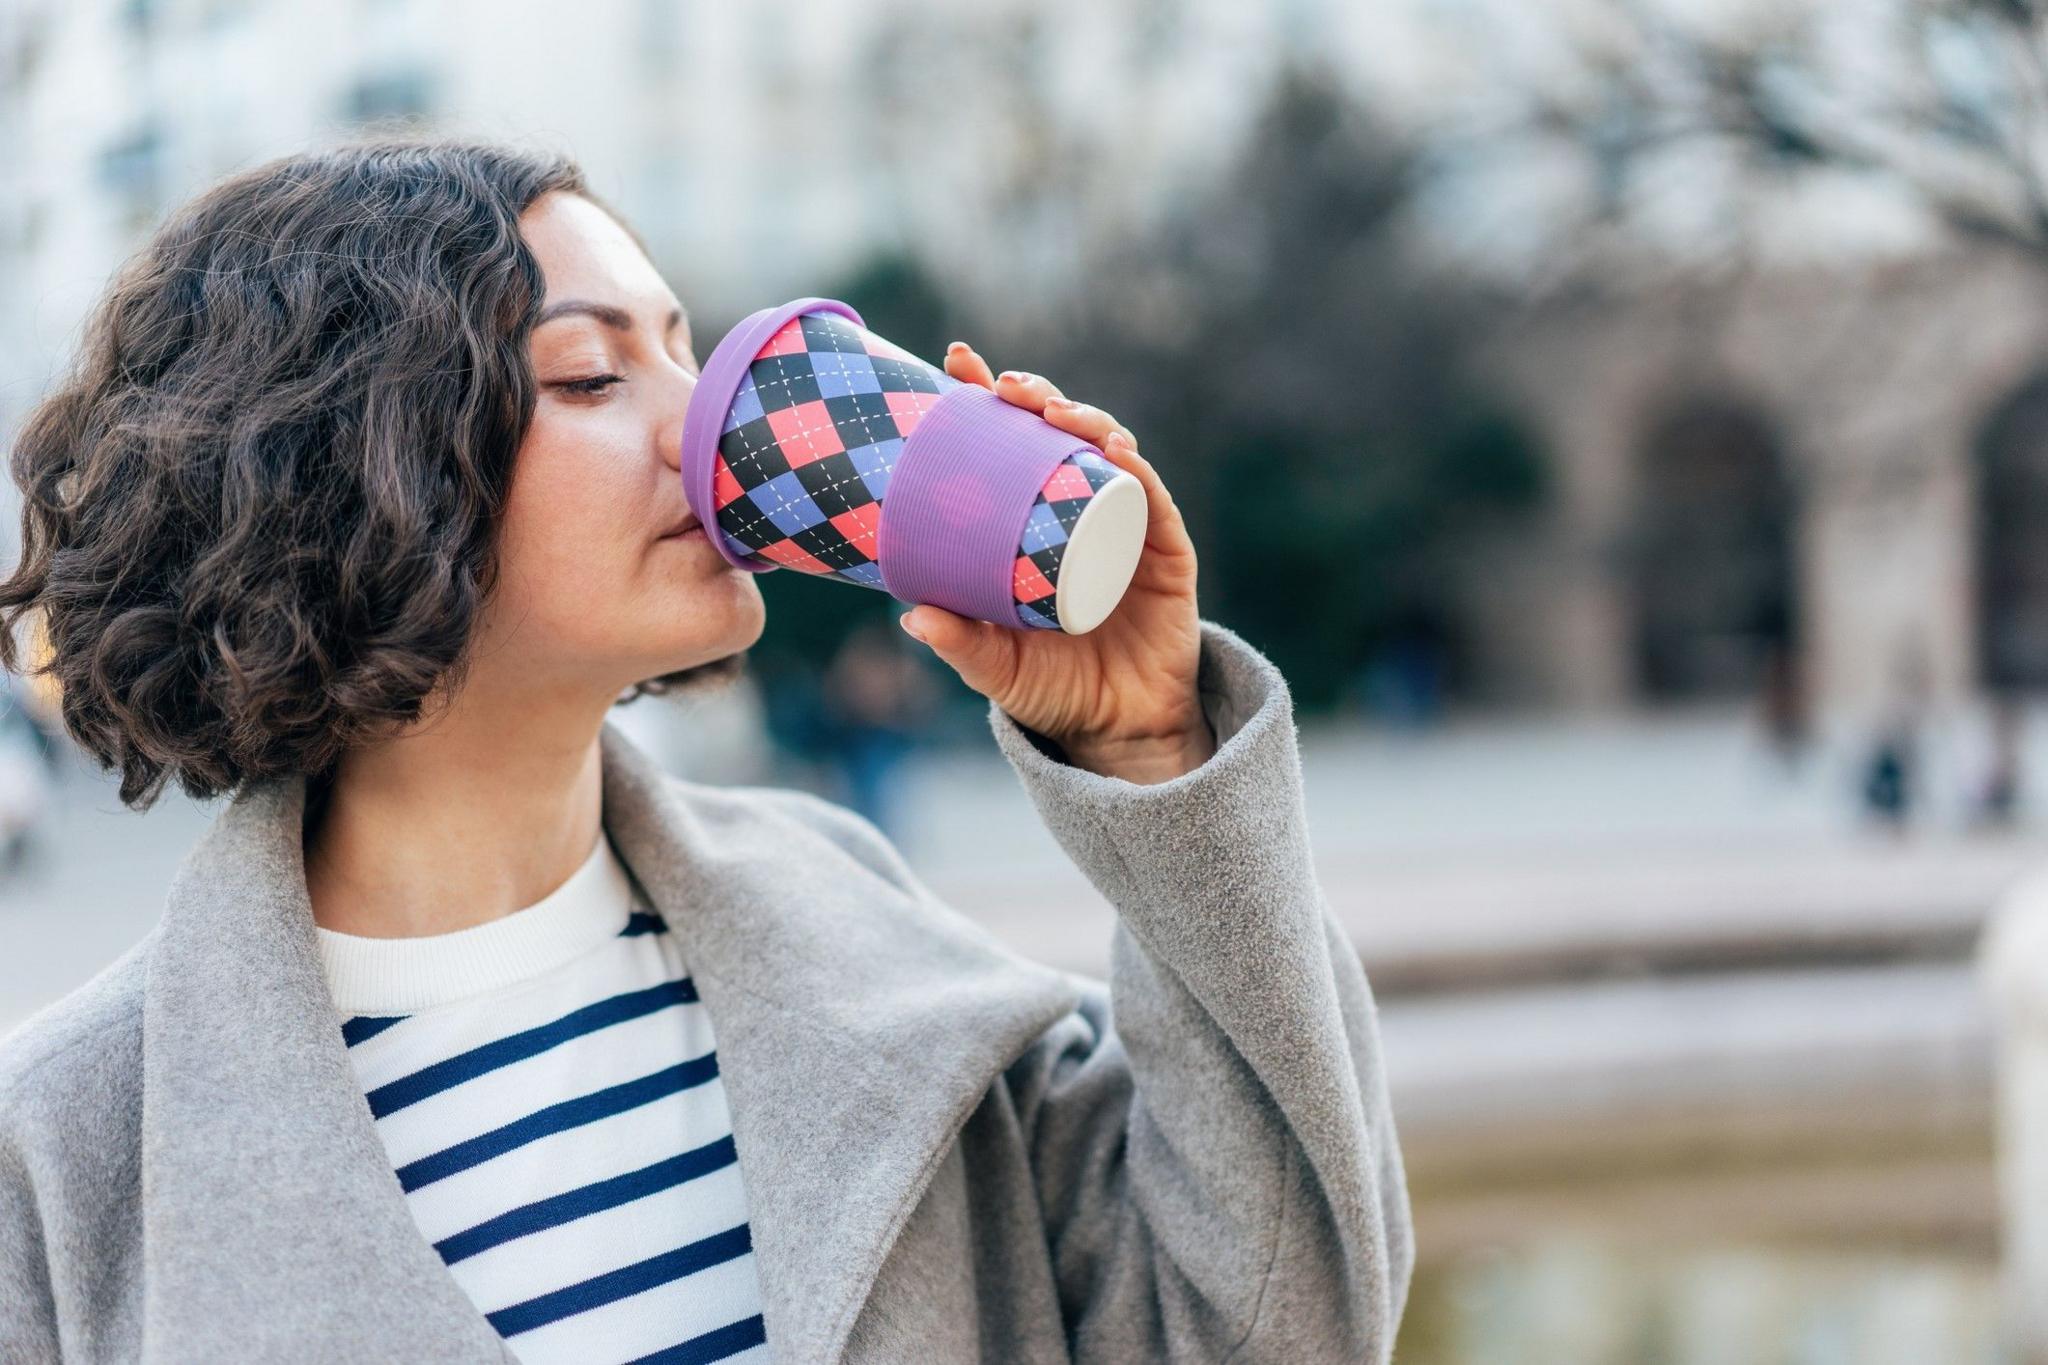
[901,606,1010,688]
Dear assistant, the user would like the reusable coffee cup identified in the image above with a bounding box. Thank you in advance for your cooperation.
[679,297,1149,634]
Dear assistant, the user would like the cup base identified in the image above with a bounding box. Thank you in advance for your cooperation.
[1052,471,1148,634]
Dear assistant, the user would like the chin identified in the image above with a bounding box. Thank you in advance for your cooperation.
[643,610,764,688]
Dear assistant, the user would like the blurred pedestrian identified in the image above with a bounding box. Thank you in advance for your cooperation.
[1757,638,1808,769]
[1860,640,1930,835]
[1861,725,1912,831]
[0,681,53,880]
[1971,693,2025,829]
[819,618,940,843]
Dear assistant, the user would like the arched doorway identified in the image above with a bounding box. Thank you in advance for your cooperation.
[1627,398,1799,700]
[1977,371,2048,690]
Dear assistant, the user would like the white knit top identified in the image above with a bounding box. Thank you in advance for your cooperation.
[315,832,770,1364]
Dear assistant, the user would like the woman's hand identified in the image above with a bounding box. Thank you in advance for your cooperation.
[895,342,1214,784]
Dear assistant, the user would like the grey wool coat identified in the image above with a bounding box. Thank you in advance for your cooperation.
[0,617,1413,1363]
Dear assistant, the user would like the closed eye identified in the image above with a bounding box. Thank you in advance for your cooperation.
[557,374,624,395]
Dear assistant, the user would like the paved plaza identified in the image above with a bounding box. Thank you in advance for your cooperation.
[6,703,2045,1109]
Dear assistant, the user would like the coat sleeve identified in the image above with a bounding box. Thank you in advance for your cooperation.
[982,616,1414,1363]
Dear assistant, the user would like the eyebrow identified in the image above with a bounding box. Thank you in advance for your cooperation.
[535,299,688,337]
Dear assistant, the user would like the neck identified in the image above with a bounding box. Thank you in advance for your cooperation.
[303,671,616,939]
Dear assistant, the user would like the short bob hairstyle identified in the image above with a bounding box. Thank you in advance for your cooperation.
[0,135,745,812]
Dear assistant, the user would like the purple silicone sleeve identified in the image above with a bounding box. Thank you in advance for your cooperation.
[876,384,1094,626]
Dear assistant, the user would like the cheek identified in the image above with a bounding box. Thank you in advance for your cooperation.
[498,416,644,609]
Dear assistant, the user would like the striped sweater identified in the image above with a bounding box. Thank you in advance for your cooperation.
[314,831,770,1365]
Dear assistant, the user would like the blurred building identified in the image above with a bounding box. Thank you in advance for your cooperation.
[0,0,1382,554]
[1340,1,2048,734]
[1462,245,2048,725]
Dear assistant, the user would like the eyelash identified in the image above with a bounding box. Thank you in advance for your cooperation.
[554,358,701,397]
[558,373,625,396]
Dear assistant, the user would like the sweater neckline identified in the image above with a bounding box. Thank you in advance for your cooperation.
[314,831,635,1016]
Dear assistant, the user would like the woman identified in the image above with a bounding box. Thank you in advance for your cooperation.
[0,136,1412,1362]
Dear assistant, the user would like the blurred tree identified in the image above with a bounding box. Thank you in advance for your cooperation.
[1450,0,2048,268]
[828,249,958,370]
[977,61,1551,710]
[738,61,1548,720]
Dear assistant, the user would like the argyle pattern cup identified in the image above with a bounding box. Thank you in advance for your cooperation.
[679,297,1148,634]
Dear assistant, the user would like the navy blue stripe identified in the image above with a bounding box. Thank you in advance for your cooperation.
[434,1134,740,1265]
[621,911,668,936]
[626,1313,769,1365]
[366,978,698,1118]
[395,1052,720,1192]
[486,1223,754,1337]
[340,1014,406,1047]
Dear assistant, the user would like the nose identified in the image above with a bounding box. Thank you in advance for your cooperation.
[658,362,697,474]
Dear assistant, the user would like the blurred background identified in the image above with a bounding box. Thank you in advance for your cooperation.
[12,0,2048,1359]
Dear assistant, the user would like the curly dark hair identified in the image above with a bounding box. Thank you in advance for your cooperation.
[0,134,746,811]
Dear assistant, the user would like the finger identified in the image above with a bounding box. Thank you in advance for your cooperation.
[1041,396,1123,452]
[944,344,995,390]
[901,603,1017,692]
[944,341,997,390]
[1099,431,1188,547]
[995,370,1064,413]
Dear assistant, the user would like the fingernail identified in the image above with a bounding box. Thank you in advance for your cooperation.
[899,613,925,642]
[998,370,1022,383]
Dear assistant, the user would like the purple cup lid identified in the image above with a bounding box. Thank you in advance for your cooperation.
[680,296,866,573]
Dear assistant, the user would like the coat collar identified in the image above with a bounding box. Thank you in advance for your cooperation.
[141,719,1080,1362]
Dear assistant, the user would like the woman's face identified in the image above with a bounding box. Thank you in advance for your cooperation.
[470,190,764,702]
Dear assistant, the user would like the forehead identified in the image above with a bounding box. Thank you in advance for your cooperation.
[519,191,666,310]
